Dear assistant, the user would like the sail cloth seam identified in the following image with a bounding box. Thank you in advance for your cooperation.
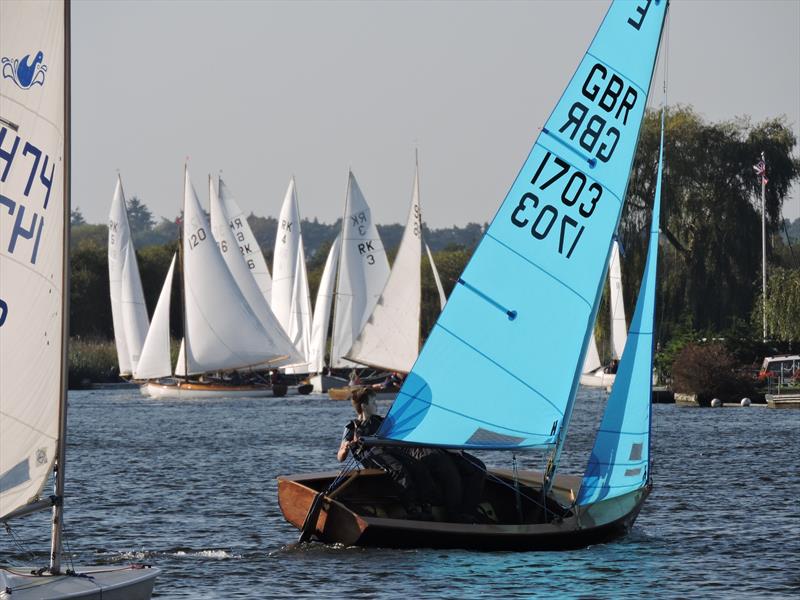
[533,141,625,208]
[540,129,599,169]
[0,95,65,134]
[384,380,558,444]
[485,233,593,311]
[435,322,565,418]
[0,249,62,292]
[595,428,648,436]
[584,51,647,96]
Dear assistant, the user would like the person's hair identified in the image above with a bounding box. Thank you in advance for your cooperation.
[350,387,375,416]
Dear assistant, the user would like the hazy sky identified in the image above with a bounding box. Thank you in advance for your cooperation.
[72,0,800,229]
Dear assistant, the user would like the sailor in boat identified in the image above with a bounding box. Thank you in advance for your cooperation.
[338,388,437,520]
[372,370,404,392]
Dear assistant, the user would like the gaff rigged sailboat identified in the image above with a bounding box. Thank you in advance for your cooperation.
[1,1,159,594]
[279,0,668,550]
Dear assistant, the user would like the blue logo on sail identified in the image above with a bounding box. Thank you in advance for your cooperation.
[1,51,47,90]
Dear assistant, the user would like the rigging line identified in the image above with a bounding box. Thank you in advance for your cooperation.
[3,522,37,563]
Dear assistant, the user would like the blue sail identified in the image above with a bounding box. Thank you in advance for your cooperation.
[577,106,665,505]
[378,0,668,449]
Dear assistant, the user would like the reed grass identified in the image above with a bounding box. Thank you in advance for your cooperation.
[68,337,120,388]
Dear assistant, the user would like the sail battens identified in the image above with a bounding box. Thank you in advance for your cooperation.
[456,278,515,319]
[540,128,598,168]
[484,233,594,310]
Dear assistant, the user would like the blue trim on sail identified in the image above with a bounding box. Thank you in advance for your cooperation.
[0,459,30,494]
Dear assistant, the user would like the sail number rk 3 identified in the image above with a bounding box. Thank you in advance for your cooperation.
[510,151,602,259]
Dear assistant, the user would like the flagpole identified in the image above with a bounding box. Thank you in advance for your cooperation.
[760,152,767,343]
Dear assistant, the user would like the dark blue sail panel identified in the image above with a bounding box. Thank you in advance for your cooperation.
[378,0,668,450]
[577,106,665,505]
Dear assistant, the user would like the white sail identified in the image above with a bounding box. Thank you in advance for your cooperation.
[609,240,627,359]
[209,176,297,368]
[284,243,313,373]
[272,177,304,336]
[330,172,391,367]
[177,169,301,375]
[426,243,447,311]
[218,176,273,305]
[108,177,132,374]
[308,236,341,373]
[0,0,66,519]
[120,237,149,371]
[583,331,602,375]
[133,255,176,380]
[346,169,423,372]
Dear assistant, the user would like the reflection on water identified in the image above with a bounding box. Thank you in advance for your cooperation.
[1,389,797,598]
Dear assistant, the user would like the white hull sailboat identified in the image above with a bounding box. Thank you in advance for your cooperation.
[1,1,158,594]
[280,0,669,549]
[135,172,303,400]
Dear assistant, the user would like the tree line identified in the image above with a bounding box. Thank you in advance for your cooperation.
[70,107,800,367]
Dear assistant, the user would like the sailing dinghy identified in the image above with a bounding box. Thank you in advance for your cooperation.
[279,0,668,549]
[140,171,303,399]
[1,1,159,594]
[328,162,447,398]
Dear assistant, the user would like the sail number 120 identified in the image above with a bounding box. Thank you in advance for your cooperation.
[509,151,602,259]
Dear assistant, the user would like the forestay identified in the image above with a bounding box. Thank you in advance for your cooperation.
[330,172,390,367]
[218,177,273,306]
[108,176,149,375]
[308,235,340,373]
[0,0,66,518]
[133,255,176,380]
[578,104,665,505]
[378,0,668,449]
[346,168,424,372]
[177,169,300,375]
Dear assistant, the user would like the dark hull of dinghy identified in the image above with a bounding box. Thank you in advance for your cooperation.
[277,470,649,551]
[0,565,159,599]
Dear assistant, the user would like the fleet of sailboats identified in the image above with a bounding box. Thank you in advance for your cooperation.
[1,1,159,595]
[139,170,302,399]
[0,0,672,581]
[279,0,669,549]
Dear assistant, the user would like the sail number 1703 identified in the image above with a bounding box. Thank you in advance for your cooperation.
[509,151,603,259]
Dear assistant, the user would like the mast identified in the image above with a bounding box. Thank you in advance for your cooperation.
[328,171,351,368]
[49,0,70,574]
[760,151,767,342]
[180,166,189,380]
[542,1,671,498]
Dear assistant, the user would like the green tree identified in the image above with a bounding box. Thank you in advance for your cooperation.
[70,207,86,226]
[754,267,800,342]
[619,106,800,343]
[126,196,155,236]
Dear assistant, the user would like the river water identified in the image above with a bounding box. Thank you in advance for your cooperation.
[1,388,797,598]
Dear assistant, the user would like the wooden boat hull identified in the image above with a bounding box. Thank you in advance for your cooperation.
[143,381,276,399]
[0,565,159,599]
[278,469,649,551]
[327,386,398,401]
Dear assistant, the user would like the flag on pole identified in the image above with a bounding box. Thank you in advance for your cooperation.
[753,153,768,184]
